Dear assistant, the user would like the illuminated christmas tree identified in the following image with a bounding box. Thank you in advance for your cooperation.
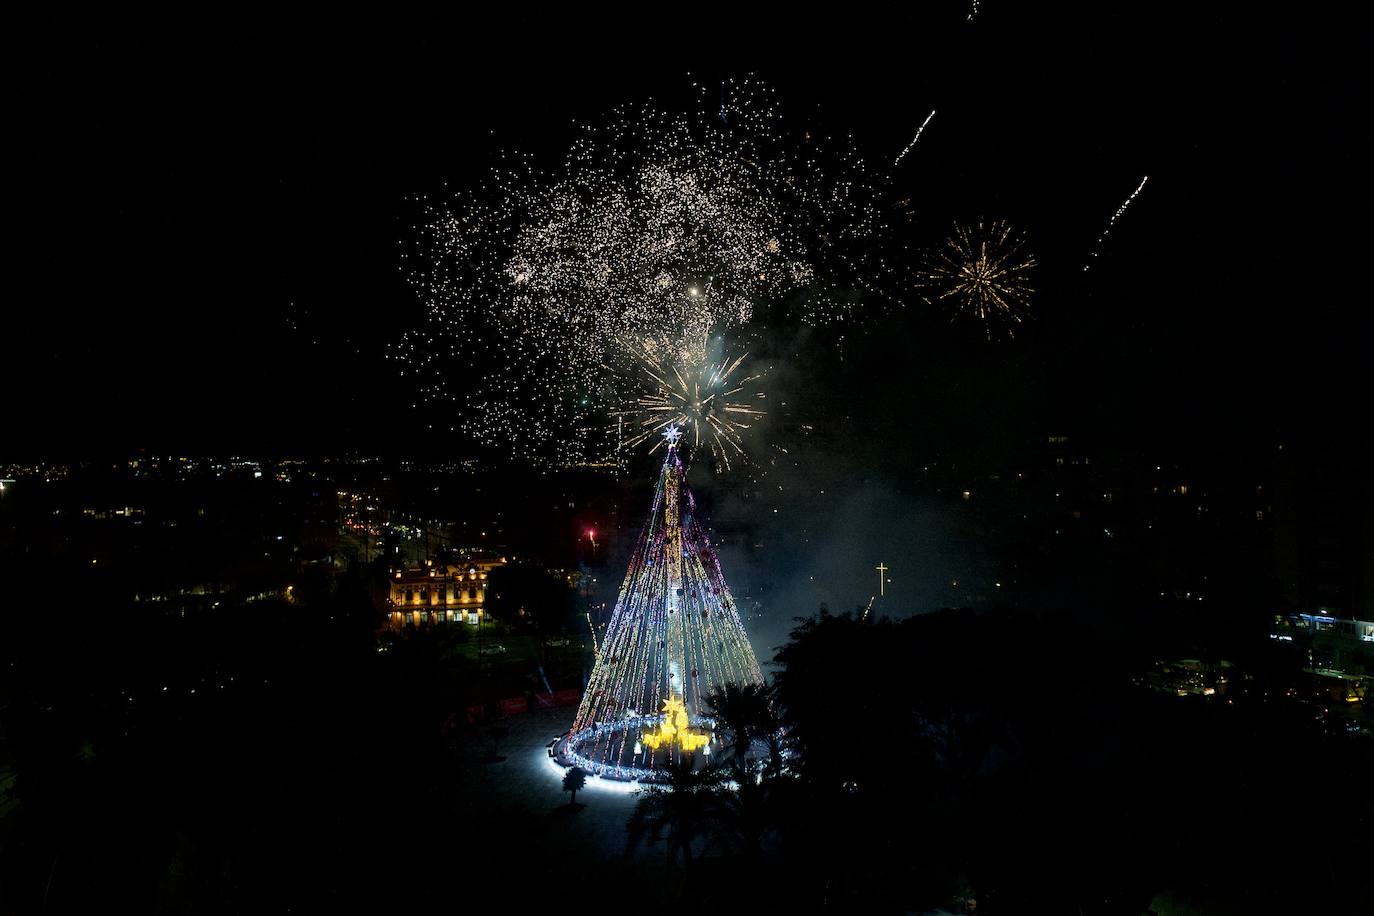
[563,426,764,779]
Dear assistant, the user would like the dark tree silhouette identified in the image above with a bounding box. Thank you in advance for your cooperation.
[708,758,774,863]
[626,758,729,897]
[562,766,586,807]
[703,681,778,775]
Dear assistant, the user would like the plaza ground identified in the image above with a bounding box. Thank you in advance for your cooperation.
[451,706,645,865]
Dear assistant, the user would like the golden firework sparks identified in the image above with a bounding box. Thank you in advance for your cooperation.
[925,220,1036,338]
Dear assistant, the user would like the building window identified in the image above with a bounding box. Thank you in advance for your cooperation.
[469,587,477,600]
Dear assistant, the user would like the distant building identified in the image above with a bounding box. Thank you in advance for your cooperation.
[387,552,507,626]
[1272,611,1374,669]
[1274,443,1374,619]
[1271,610,1373,711]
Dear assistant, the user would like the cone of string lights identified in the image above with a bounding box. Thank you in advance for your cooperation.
[559,425,764,780]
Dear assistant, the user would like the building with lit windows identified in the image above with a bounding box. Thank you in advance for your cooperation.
[1272,611,1374,663]
[387,552,507,626]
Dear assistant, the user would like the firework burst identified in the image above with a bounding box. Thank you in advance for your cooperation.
[924,220,1036,338]
[616,345,767,472]
[396,79,890,466]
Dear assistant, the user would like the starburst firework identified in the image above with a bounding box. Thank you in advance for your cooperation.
[924,220,1036,337]
[617,346,767,471]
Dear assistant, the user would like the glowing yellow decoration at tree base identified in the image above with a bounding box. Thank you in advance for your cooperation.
[640,695,710,753]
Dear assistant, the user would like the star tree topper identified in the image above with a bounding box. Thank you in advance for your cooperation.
[663,425,684,449]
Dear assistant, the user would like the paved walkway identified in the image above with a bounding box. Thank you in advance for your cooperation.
[451,707,658,875]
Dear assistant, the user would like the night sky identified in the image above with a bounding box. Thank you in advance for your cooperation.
[8,5,1369,460]
[7,14,1374,911]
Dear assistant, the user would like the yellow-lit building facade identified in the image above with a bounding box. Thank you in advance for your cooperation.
[387,554,506,627]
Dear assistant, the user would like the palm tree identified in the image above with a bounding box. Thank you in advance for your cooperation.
[562,766,587,807]
[704,681,780,776]
[710,758,772,863]
[626,757,729,897]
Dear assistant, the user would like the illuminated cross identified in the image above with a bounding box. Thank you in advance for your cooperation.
[663,425,683,449]
[876,562,888,597]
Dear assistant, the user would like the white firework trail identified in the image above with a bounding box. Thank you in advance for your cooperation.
[894,109,937,166]
[1084,175,1149,271]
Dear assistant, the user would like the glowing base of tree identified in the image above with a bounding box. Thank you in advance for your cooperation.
[560,428,763,781]
[557,712,716,782]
